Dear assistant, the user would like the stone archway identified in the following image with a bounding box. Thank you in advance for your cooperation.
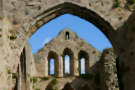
[14,2,118,75]
[10,2,135,90]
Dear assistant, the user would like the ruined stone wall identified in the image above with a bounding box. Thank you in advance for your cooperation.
[34,28,101,77]
[100,48,119,90]
[0,0,135,89]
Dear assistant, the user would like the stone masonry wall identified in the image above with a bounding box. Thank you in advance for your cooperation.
[100,48,119,90]
[0,0,135,89]
[34,28,101,77]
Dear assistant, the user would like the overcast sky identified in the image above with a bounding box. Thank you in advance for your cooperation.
[28,14,112,74]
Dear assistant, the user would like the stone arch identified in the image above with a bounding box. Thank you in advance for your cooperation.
[16,2,117,51]
[63,47,74,76]
[47,51,59,77]
[13,2,118,68]
[78,50,89,74]
[12,1,125,88]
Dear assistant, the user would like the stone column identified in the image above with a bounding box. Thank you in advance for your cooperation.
[44,56,48,76]
[100,48,119,90]
[85,58,90,74]
[58,56,63,77]
[73,53,79,76]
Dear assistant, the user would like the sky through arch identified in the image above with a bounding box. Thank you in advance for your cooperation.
[29,14,112,54]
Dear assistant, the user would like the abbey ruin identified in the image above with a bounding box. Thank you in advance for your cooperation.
[1,0,135,90]
[14,28,119,90]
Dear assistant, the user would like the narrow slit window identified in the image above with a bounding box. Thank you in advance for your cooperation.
[65,31,69,40]
[80,58,85,74]
[50,59,54,75]
[64,55,70,74]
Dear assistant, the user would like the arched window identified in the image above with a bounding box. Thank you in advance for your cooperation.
[80,58,85,74]
[78,50,89,74]
[64,55,70,75]
[65,31,69,40]
[49,59,54,75]
[48,51,59,76]
[63,48,74,76]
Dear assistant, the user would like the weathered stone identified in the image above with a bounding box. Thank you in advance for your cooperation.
[100,48,119,90]
[80,84,92,90]
[0,0,135,89]
[34,28,101,77]
[62,82,75,90]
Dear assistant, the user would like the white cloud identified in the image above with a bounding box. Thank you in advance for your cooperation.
[41,37,51,47]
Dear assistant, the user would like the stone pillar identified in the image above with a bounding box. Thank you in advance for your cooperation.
[85,59,90,74]
[100,48,119,90]
[58,56,63,77]
[73,53,79,76]
[44,57,48,76]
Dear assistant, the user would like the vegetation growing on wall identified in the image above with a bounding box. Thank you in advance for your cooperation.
[10,35,17,40]
[114,0,121,7]
[46,78,58,90]
[7,68,11,74]
[41,76,50,80]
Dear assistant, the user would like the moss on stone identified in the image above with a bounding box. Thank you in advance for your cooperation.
[33,77,38,83]
[114,0,121,7]
[42,76,50,80]
[46,78,58,90]
[119,16,123,20]
[50,78,58,85]
[9,29,13,33]
[7,68,11,74]
[10,35,17,40]
[35,88,40,90]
